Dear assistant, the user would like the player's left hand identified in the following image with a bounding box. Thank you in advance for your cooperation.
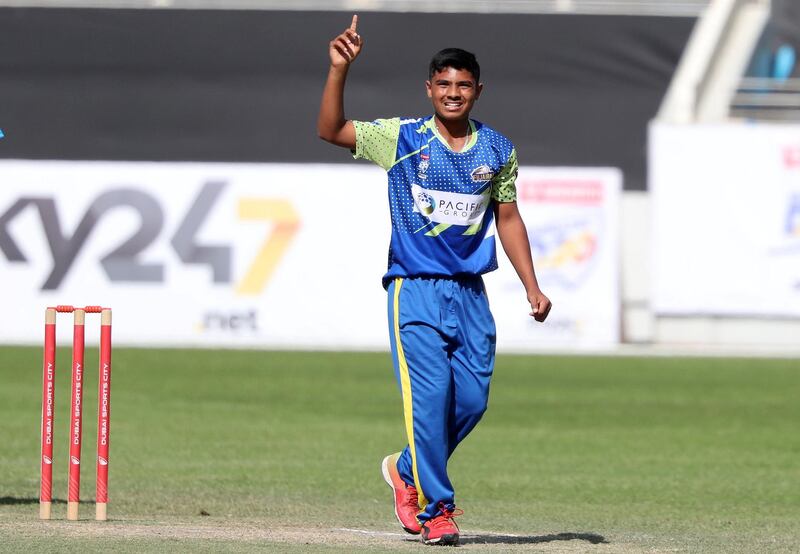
[528,290,552,322]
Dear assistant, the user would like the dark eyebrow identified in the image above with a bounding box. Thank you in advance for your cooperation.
[434,79,475,87]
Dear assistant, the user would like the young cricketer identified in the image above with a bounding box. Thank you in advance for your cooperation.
[318,15,552,546]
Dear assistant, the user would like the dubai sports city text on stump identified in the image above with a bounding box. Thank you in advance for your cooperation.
[40,305,112,521]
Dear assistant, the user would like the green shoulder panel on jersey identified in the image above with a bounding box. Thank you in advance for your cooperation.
[352,118,401,171]
[491,148,518,203]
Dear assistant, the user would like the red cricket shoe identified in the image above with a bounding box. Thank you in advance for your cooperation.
[421,503,462,546]
[381,453,422,535]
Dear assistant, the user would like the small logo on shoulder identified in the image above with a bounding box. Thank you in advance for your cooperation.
[471,165,495,182]
[418,152,430,180]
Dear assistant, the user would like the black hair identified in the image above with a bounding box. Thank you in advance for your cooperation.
[428,48,480,83]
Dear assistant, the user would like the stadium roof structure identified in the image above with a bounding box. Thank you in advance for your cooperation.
[0,0,710,17]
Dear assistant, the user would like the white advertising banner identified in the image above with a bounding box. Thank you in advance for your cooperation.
[651,123,800,316]
[0,161,391,349]
[485,167,622,351]
[0,161,620,350]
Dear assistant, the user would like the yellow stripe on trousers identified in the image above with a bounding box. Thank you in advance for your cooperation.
[393,278,429,510]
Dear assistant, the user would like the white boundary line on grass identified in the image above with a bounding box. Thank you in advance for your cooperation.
[337,528,408,537]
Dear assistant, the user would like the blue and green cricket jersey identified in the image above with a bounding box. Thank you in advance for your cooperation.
[352,115,518,286]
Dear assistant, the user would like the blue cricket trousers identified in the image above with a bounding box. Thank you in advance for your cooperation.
[387,276,496,522]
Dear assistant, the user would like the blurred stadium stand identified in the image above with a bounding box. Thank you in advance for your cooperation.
[735,0,800,120]
[659,0,799,122]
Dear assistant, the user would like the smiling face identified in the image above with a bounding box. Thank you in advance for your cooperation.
[426,67,482,123]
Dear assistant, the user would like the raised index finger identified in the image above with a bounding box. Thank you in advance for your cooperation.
[350,14,358,32]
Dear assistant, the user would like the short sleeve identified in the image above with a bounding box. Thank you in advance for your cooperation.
[352,118,401,171]
[491,148,518,203]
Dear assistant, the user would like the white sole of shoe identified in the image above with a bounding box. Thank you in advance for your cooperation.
[380,455,394,489]
[422,533,459,546]
[381,454,420,535]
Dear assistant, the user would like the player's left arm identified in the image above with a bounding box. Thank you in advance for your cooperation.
[492,151,551,322]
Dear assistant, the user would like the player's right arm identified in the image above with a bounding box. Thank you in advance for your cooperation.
[317,15,362,149]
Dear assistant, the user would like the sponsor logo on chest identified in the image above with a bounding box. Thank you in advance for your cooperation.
[471,164,495,182]
[411,184,489,226]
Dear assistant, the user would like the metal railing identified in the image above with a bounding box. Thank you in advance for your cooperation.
[731,77,800,120]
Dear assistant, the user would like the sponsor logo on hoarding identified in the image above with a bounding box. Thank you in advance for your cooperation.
[783,146,800,169]
[520,179,603,205]
[529,218,600,289]
[0,183,299,295]
[199,309,258,332]
[786,194,800,237]
[527,316,582,335]
[769,194,800,261]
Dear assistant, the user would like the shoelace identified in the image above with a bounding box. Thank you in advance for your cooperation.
[404,484,419,508]
[427,502,464,529]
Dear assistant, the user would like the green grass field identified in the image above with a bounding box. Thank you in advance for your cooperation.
[1,347,798,552]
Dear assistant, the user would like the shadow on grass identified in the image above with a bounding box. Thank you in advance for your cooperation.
[461,531,608,545]
[0,497,95,505]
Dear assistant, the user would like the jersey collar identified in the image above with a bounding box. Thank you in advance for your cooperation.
[427,117,478,153]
